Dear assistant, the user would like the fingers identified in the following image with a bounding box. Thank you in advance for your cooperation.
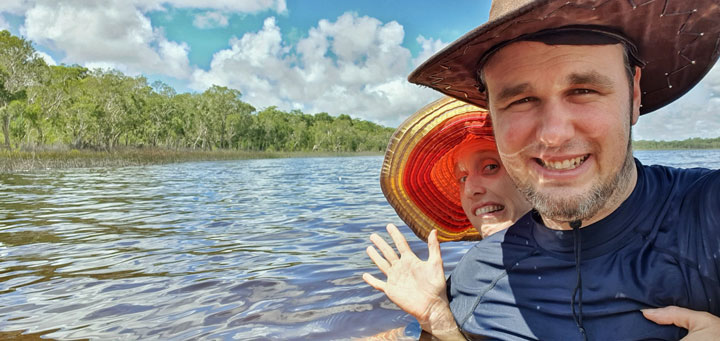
[362,273,387,293]
[366,245,391,275]
[427,229,443,264]
[642,306,716,330]
[370,232,399,264]
[386,223,412,255]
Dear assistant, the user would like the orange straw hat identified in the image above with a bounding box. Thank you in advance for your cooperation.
[380,96,496,243]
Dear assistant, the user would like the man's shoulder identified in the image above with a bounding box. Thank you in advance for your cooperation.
[639,162,719,199]
[641,162,718,184]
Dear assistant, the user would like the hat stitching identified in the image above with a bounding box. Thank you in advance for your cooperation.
[425,0,714,114]
[643,8,715,97]
[628,0,656,9]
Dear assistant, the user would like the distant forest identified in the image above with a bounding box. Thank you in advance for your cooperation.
[634,137,720,150]
[0,30,394,152]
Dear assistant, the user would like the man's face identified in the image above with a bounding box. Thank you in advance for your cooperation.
[483,41,641,224]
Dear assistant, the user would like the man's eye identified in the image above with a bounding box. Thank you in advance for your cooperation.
[572,88,596,95]
[506,97,536,109]
[512,97,534,105]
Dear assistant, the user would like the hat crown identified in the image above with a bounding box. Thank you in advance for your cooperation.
[489,0,535,20]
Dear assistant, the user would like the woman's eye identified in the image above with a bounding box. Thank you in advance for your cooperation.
[483,163,499,174]
[458,175,467,183]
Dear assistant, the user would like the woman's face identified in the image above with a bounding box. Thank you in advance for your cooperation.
[455,148,532,237]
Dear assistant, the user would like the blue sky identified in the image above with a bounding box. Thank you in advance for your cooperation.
[0,0,718,140]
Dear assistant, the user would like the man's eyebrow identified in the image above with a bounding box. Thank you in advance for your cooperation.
[567,71,614,88]
[496,83,532,103]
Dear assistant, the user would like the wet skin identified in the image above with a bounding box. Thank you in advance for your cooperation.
[483,42,642,229]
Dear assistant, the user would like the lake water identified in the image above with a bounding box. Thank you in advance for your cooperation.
[0,150,718,340]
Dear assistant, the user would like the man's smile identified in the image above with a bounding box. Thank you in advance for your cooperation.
[535,154,590,171]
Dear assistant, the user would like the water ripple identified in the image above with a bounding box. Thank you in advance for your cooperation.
[1,152,712,339]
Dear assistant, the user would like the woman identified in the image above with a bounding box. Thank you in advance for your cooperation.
[363,96,531,339]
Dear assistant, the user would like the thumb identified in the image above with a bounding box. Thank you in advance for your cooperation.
[642,306,713,330]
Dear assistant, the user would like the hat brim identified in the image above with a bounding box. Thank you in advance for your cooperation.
[409,0,720,115]
[380,97,493,242]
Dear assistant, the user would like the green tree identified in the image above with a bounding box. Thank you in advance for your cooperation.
[197,85,254,149]
[24,65,87,146]
[0,30,45,148]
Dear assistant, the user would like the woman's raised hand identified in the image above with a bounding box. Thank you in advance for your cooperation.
[363,224,462,339]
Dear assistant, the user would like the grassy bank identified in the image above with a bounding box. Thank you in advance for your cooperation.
[0,148,383,173]
[633,137,720,150]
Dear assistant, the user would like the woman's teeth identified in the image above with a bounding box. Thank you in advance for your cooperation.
[475,205,504,216]
[539,155,588,170]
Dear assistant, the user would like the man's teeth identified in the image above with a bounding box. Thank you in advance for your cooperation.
[475,205,503,216]
[540,155,588,170]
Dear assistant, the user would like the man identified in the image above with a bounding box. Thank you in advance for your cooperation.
[399,0,720,339]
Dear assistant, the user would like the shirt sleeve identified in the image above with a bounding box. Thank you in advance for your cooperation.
[684,169,720,289]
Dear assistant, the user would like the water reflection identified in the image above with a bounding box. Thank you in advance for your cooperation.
[0,156,476,339]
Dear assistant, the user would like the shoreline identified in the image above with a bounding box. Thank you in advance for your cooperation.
[2,147,717,174]
[0,149,384,173]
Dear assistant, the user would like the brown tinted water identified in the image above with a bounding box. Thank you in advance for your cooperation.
[0,150,717,340]
[0,156,474,340]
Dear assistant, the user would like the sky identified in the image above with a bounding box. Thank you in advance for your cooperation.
[0,0,718,141]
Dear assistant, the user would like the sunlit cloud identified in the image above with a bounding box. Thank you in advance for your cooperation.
[35,50,56,65]
[191,13,444,126]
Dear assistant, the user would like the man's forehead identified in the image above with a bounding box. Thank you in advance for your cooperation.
[479,27,636,81]
[486,40,625,69]
[483,42,625,89]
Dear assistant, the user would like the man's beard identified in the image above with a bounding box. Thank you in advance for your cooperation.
[496,76,639,223]
[518,145,634,222]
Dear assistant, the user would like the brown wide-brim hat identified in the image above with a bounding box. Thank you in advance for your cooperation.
[409,0,720,114]
[380,96,495,243]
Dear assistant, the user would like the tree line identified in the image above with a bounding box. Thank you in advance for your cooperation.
[0,30,394,152]
[634,137,720,150]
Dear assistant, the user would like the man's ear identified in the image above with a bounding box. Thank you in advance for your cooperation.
[631,66,642,125]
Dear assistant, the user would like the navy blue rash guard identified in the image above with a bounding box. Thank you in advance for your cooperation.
[447,159,720,340]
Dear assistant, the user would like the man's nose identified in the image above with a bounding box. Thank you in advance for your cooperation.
[535,100,575,148]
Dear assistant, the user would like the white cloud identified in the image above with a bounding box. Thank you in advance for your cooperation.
[21,0,191,78]
[156,0,286,13]
[0,0,34,15]
[412,35,448,68]
[1,0,287,14]
[193,11,229,29]
[2,0,289,78]
[705,62,720,96]
[191,12,441,126]
[35,50,56,65]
